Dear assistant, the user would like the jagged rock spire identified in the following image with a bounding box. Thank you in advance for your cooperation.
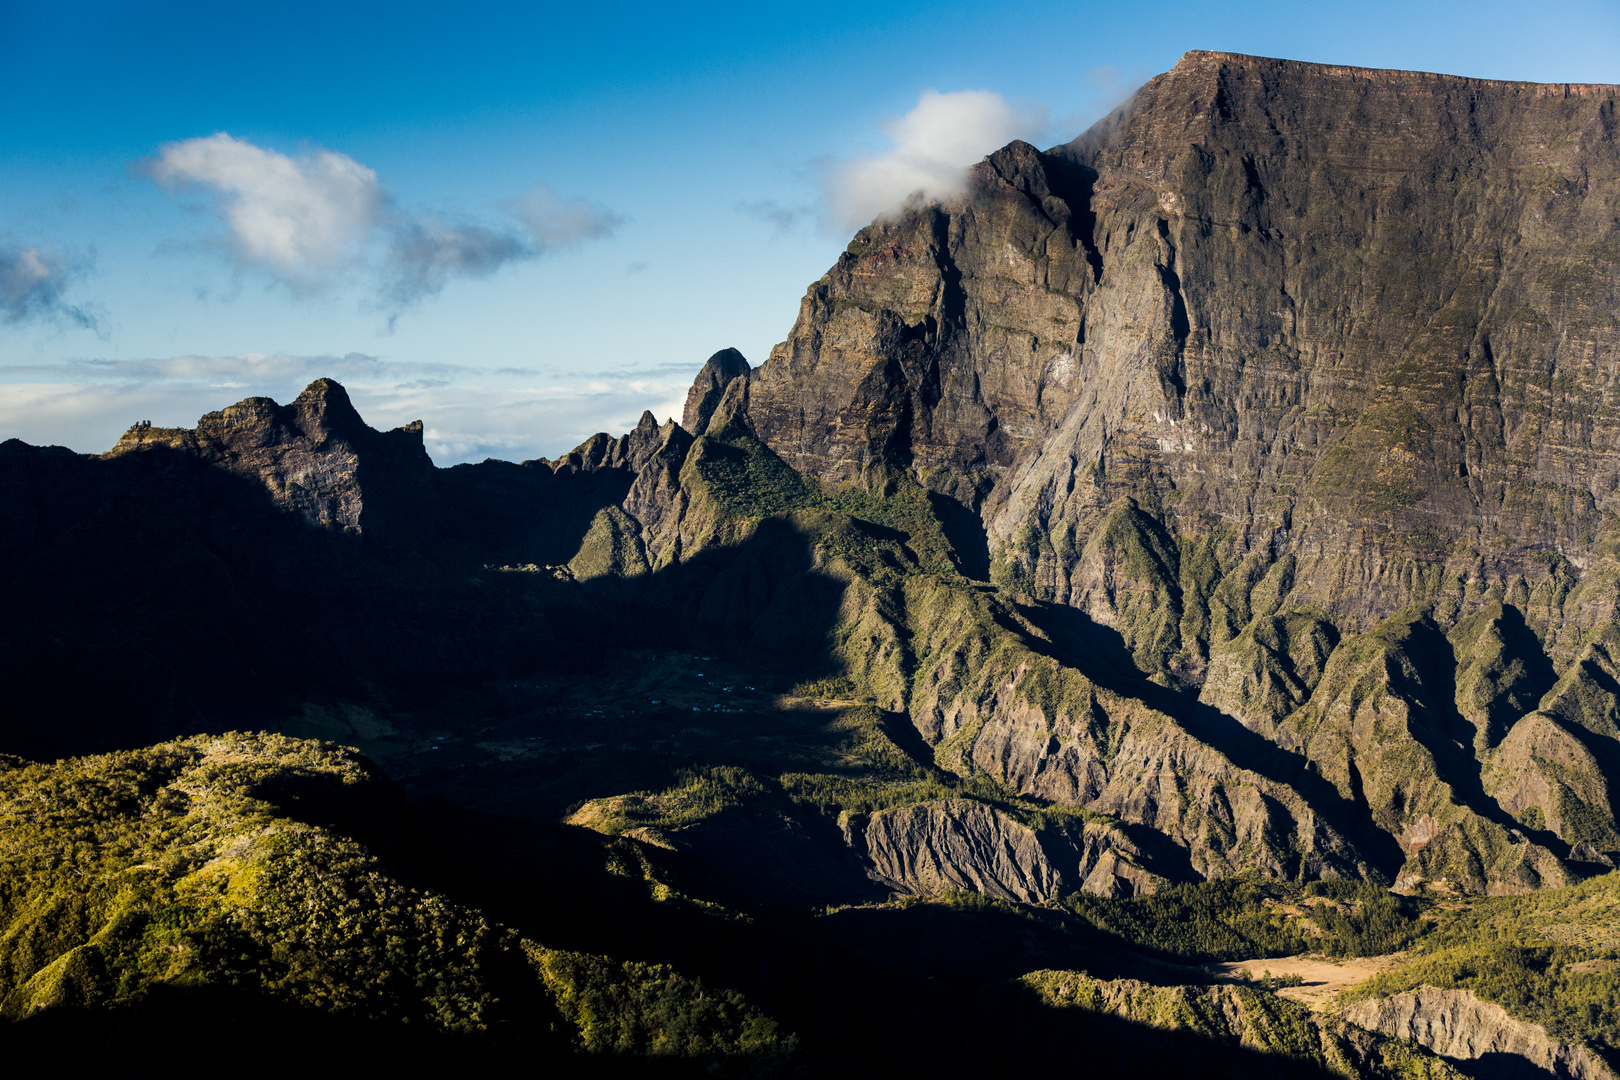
[682,348,750,436]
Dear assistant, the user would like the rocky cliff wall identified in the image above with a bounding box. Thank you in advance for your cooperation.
[840,798,1164,901]
[685,51,1620,897]
[731,51,1620,655]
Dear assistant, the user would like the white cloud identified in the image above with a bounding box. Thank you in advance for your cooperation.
[827,89,1047,229]
[508,183,623,251]
[147,136,620,319]
[0,244,104,332]
[149,133,384,289]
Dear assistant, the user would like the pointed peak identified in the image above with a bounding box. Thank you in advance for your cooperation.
[290,378,367,443]
[295,377,351,404]
[704,348,751,380]
[684,349,752,436]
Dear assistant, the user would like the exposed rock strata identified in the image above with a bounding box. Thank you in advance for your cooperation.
[109,378,437,542]
[840,798,1164,901]
[704,50,1620,896]
[682,347,751,436]
[732,51,1620,652]
[1341,987,1615,1080]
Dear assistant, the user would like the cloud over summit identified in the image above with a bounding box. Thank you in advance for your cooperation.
[828,90,1046,229]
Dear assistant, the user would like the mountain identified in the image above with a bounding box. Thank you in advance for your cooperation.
[702,49,1620,898]
[3,49,1620,1077]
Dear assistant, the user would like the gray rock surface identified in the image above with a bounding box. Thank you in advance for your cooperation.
[682,348,752,437]
[843,799,1063,902]
[842,799,1164,901]
[112,377,435,541]
[1341,987,1616,1079]
[703,50,1620,896]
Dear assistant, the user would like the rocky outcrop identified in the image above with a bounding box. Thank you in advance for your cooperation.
[1341,988,1615,1080]
[108,378,437,543]
[844,799,1064,901]
[1016,969,1465,1078]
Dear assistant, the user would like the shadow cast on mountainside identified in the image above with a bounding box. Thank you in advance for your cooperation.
[1015,599,1408,879]
[972,977,1386,1080]
[0,434,858,761]
[928,490,990,580]
[1456,1051,1581,1080]
[569,514,849,674]
[0,983,770,1079]
[0,439,635,761]
[401,799,1350,1078]
[1394,620,1530,831]
[435,453,635,566]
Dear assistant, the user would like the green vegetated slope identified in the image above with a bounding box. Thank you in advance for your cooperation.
[0,732,1476,1080]
[0,735,795,1076]
[1339,871,1620,1058]
[548,425,1620,1071]
[1064,878,1431,963]
[644,427,1619,900]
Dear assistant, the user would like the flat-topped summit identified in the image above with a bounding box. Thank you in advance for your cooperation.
[1166,48,1620,94]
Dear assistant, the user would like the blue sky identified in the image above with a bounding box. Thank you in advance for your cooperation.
[4,0,1618,463]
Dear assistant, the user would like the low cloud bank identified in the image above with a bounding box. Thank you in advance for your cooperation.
[0,353,690,466]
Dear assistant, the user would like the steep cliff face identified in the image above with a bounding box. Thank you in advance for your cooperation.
[702,50,1620,897]
[741,50,1620,651]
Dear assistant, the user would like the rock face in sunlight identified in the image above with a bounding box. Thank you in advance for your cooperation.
[108,377,435,538]
[844,798,1166,901]
[713,51,1620,900]
[742,51,1620,657]
[1341,988,1612,1080]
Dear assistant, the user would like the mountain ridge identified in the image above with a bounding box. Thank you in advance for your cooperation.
[6,46,1620,1077]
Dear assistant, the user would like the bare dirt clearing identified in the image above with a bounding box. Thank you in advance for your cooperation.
[1209,953,1407,1009]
